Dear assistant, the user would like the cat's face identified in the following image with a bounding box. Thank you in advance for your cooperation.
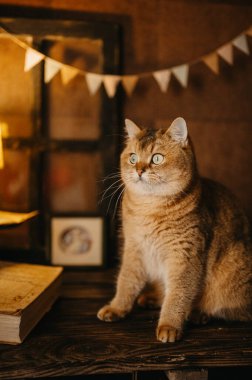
[120,118,196,197]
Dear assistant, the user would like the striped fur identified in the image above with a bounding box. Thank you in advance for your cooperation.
[97,118,252,343]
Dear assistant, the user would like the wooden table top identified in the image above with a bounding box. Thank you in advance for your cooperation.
[0,269,252,379]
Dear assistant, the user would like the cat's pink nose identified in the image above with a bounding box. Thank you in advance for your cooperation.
[137,169,144,177]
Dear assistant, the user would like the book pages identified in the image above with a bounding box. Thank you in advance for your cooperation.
[0,261,63,315]
[0,210,38,226]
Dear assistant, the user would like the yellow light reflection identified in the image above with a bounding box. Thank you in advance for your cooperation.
[0,122,9,169]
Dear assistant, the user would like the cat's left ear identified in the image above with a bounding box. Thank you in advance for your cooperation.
[125,119,141,139]
[167,117,188,146]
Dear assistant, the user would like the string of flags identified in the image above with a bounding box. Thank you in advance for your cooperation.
[0,25,252,98]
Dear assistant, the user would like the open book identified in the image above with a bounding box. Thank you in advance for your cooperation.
[0,261,63,344]
[0,210,38,227]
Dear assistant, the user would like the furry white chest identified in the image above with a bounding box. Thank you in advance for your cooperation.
[141,235,165,282]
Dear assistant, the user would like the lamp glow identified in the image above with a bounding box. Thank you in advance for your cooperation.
[0,122,9,169]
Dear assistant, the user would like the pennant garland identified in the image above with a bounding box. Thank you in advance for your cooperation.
[85,73,103,95]
[121,75,138,96]
[44,58,62,83]
[217,44,233,65]
[24,47,45,72]
[171,65,189,87]
[61,65,79,85]
[232,34,249,55]
[0,24,251,97]
[103,75,121,98]
[153,70,171,92]
[202,53,219,74]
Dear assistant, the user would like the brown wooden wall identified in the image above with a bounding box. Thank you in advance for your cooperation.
[0,0,252,218]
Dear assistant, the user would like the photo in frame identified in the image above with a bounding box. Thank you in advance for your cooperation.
[50,215,105,267]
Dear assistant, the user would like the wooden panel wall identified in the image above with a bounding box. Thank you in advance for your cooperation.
[0,0,252,217]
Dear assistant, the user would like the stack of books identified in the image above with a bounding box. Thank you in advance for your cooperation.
[0,261,63,344]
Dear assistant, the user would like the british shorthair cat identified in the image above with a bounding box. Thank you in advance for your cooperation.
[97,117,252,343]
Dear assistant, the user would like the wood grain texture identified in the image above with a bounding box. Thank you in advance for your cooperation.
[167,369,208,380]
[0,269,252,379]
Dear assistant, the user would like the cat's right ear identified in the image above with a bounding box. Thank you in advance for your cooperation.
[125,119,141,139]
[167,117,188,146]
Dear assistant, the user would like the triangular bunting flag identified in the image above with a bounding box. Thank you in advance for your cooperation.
[246,26,252,37]
[44,58,62,83]
[1,22,251,97]
[172,65,189,88]
[121,75,138,96]
[217,44,233,65]
[24,47,44,72]
[153,69,171,92]
[232,34,249,55]
[61,65,79,85]
[202,53,219,74]
[103,75,121,98]
[85,73,103,95]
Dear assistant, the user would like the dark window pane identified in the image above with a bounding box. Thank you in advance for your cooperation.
[45,37,103,140]
[0,149,30,211]
[47,151,102,212]
[0,222,30,249]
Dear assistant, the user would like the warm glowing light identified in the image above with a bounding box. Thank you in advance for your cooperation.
[0,122,9,169]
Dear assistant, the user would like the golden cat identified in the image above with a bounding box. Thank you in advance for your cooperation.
[97,117,252,343]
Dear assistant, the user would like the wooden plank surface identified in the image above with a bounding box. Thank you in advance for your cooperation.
[0,269,252,379]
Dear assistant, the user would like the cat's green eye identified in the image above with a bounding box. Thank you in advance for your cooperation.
[152,153,164,165]
[129,153,138,164]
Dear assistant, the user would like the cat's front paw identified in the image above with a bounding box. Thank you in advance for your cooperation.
[97,305,126,322]
[156,325,183,343]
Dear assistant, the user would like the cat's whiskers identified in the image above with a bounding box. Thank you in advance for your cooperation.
[112,186,126,220]
[101,182,124,209]
[98,171,121,183]
[148,173,165,184]
[106,182,125,215]
[99,178,123,204]
[144,173,187,201]
[102,174,131,215]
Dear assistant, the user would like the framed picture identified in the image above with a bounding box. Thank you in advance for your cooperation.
[50,215,105,267]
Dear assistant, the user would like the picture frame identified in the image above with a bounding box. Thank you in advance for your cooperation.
[49,214,106,267]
